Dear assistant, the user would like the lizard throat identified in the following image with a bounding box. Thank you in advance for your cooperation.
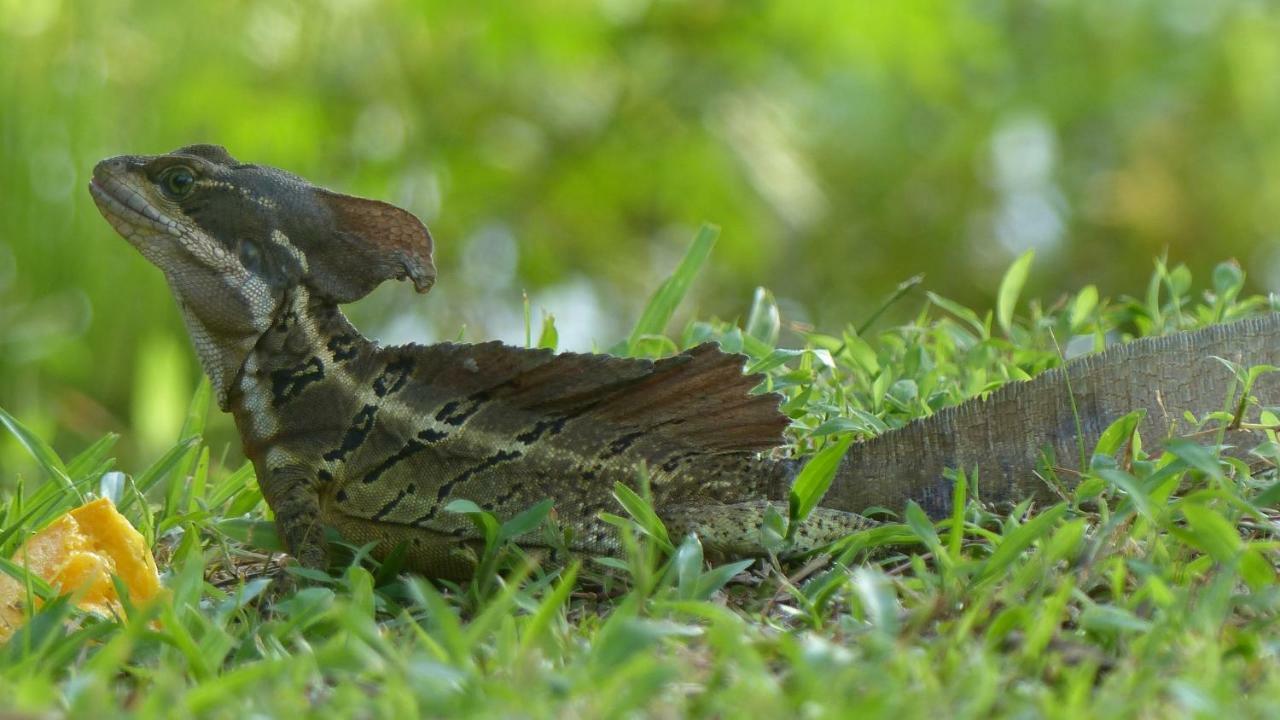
[227,286,367,445]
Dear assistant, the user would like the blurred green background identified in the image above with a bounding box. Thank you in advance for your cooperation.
[4,0,1280,475]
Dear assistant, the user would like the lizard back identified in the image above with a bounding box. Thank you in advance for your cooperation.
[233,287,794,574]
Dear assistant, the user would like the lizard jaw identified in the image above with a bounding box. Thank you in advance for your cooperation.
[89,159,245,279]
[88,164,179,248]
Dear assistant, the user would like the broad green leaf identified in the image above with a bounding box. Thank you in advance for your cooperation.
[976,504,1067,583]
[904,502,944,560]
[444,499,501,547]
[1069,285,1098,330]
[1253,478,1280,509]
[760,504,787,553]
[1162,438,1225,481]
[745,348,807,375]
[537,312,559,350]
[837,331,879,374]
[1212,260,1244,296]
[809,413,887,437]
[1094,467,1153,521]
[788,434,855,537]
[996,249,1035,337]
[673,534,705,601]
[1180,503,1240,562]
[611,481,672,551]
[499,499,554,541]
[694,559,754,600]
[1044,518,1086,563]
[1241,547,1276,590]
[1092,409,1146,458]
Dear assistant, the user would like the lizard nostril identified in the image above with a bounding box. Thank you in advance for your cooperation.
[94,157,129,179]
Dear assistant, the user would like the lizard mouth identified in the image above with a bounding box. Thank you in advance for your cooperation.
[88,167,180,244]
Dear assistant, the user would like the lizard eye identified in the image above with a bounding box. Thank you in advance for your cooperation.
[159,166,195,199]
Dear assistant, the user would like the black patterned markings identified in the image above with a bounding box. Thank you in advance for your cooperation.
[492,482,527,509]
[323,404,378,462]
[361,428,450,485]
[599,431,644,460]
[269,356,324,406]
[362,440,429,485]
[371,483,417,521]
[412,449,523,525]
[660,450,700,473]
[434,391,491,426]
[326,333,360,362]
[373,356,415,397]
[515,415,570,444]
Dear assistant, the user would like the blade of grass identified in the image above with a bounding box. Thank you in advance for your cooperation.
[0,406,80,501]
[788,434,854,539]
[626,224,718,355]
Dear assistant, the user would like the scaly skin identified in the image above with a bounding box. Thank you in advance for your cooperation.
[89,145,865,578]
[89,145,1280,578]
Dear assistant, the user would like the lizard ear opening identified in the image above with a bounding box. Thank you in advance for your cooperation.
[303,190,437,303]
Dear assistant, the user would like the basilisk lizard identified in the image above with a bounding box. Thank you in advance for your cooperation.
[88,145,1280,579]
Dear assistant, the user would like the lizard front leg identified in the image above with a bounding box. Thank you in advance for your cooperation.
[257,462,329,571]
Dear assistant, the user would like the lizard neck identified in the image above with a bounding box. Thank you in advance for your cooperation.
[168,280,277,412]
[227,286,371,455]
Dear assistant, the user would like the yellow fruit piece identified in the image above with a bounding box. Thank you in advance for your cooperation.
[0,497,162,641]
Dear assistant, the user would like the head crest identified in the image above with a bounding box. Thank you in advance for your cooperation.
[296,190,436,303]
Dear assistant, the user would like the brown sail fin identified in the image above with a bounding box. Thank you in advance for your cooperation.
[402,341,790,454]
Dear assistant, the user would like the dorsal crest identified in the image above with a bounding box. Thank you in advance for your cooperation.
[299,189,436,303]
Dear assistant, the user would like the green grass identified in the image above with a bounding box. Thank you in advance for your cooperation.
[3,243,1280,717]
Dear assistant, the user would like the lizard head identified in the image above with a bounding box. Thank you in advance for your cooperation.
[88,144,435,407]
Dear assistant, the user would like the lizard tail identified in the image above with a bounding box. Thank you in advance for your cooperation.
[819,313,1280,518]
